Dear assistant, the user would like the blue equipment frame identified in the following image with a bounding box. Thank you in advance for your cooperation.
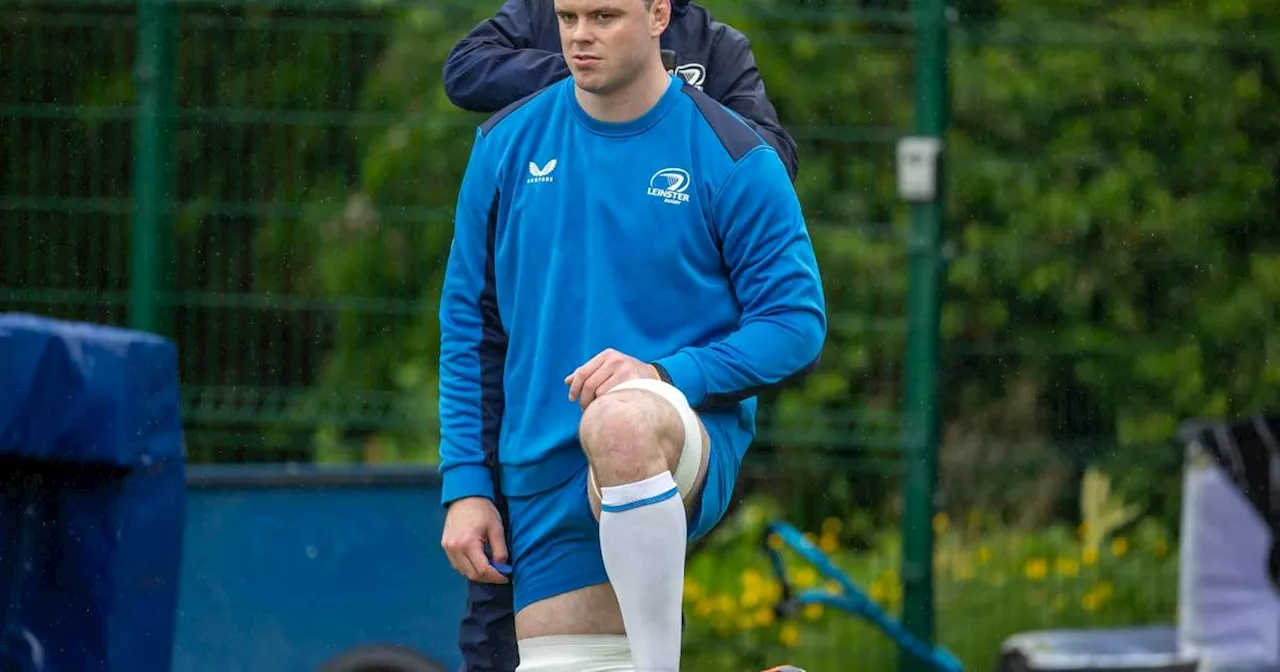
[763,521,964,672]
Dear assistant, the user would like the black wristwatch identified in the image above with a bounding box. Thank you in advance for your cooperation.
[650,361,673,385]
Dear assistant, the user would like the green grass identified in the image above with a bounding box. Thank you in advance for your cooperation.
[680,497,1179,671]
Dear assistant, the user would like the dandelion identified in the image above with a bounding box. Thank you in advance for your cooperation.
[933,512,950,535]
[819,533,839,554]
[1024,558,1048,581]
[821,517,843,536]
[1111,537,1129,558]
[1055,557,1080,578]
[793,567,818,589]
[1081,546,1099,566]
[754,607,776,626]
[803,603,824,621]
[780,623,800,648]
[978,546,991,564]
[870,579,887,602]
[1081,581,1113,612]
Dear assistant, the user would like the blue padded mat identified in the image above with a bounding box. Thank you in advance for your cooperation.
[0,312,184,466]
[1,313,186,672]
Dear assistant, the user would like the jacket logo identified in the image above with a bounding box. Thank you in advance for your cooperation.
[647,168,692,205]
[674,63,706,90]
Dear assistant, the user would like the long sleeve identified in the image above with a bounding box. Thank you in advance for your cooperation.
[438,128,506,505]
[653,146,826,408]
[703,29,800,182]
[442,0,571,113]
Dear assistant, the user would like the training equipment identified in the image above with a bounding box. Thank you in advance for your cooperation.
[0,313,187,672]
[763,521,964,672]
[996,627,1195,671]
[1177,414,1280,669]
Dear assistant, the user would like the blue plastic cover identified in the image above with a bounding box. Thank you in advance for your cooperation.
[0,313,184,465]
[1,313,186,672]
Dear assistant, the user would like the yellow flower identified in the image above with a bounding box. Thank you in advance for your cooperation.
[821,517,843,536]
[696,600,714,617]
[978,546,992,564]
[1081,546,1099,566]
[1055,557,1080,578]
[819,533,839,554]
[824,580,842,594]
[1024,558,1048,581]
[754,607,776,626]
[714,594,736,614]
[1081,581,1113,612]
[683,580,704,602]
[803,603,824,621]
[933,512,950,534]
[767,533,784,550]
[870,578,887,602]
[779,623,800,648]
[953,561,975,582]
[1154,537,1168,558]
[1111,537,1129,558]
[793,567,818,589]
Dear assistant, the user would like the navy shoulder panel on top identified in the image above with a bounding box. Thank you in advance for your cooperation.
[479,82,558,137]
[679,80,766,163]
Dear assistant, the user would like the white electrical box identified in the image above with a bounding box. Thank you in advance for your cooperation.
[896,136,944,202]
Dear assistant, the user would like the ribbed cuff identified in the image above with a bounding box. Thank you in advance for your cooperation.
[440,463,496,507]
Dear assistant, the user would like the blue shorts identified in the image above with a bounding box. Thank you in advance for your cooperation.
[506,412,748,613]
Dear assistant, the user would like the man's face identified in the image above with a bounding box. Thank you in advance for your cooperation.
[555,0,668,95]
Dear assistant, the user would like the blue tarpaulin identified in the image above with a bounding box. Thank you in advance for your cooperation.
[0,313,186,672]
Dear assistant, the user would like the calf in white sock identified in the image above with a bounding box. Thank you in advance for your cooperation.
[579,385,707,672]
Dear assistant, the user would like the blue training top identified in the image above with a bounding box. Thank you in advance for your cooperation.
[438,73,826,504]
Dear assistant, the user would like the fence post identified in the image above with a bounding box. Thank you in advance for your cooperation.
[129,0,175,334]
[899,0,950,669]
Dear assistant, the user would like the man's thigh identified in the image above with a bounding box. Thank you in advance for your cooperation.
[507,464,610,616]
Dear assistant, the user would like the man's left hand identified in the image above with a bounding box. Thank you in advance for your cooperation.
[564,348,659,409]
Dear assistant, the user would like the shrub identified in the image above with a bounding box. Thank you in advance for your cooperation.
[682,495,1178,671]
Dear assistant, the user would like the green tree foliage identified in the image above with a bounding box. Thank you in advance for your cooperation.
[3,0,1277,527]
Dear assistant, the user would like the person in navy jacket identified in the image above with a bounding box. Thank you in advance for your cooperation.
[442,0,799,182]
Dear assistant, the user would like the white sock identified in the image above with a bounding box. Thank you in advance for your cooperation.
[599,470,686,672]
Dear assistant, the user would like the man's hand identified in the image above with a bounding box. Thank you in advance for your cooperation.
[441,496,509,584]
[564,348,660,409]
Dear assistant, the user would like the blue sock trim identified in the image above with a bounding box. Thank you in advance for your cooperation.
[600,485,679,513]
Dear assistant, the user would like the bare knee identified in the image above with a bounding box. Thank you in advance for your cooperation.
[579,390,682,487]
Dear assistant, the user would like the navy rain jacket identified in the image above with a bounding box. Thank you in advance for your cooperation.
[442,0,799,181]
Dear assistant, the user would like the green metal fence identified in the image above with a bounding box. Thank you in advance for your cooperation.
[5,0,1274,669]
